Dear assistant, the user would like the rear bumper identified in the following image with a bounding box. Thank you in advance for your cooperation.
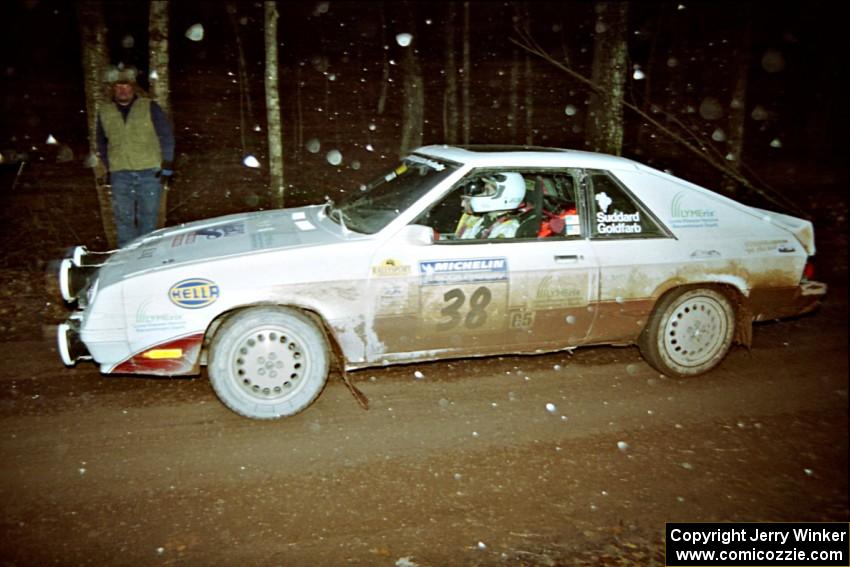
[749,280,828,321]
[57,319,92,366]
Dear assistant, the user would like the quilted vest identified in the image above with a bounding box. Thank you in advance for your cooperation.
[99,97,161,172]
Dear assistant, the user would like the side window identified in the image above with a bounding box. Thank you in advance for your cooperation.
[588,171,666,239]
[413,169,584,242]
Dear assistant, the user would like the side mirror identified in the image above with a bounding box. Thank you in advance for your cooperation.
[399,224,434,246]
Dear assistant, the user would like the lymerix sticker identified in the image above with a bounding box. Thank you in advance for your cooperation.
[670,192,718,228]
[419,257,508,286]
[134,299,186,333]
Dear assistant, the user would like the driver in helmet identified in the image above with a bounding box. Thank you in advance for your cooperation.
[454,172,526,239]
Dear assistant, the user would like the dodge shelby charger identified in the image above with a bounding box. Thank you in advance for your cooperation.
[57,145,827,419]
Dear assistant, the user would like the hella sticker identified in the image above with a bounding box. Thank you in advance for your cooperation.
[169,278,220,309]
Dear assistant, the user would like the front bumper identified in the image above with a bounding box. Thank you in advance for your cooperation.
[58,246,112,304]
[57,318,92,366]
[57,246,113,366]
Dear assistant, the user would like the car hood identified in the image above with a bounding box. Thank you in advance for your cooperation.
[100,205,347,280]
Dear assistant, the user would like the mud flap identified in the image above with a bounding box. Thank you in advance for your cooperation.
[339,367,370,410]
[734,300,753,350]
[314,314,370,410]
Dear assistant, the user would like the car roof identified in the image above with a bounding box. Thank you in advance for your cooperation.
[415,144,641,171]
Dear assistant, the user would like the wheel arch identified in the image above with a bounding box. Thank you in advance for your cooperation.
[645,279,752,348]
[201,301,347,369]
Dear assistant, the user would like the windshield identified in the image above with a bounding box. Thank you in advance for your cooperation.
[326,155,458,234]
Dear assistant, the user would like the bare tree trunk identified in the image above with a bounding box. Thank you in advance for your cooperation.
[508,4,521,142]
[443,2,459,145]
[148,0,171,229]
[635,3,664,151]
[226,1,254,154]
[76,0,116,247]
[585,2,629,155]
[724,4,751,195]
[148,0,170,114]
[295,65,303,160]
[511,30,810,217]
[521,2,534,145]
[461,1,471,144]
[376,5,390,116]
[265,1,285,208]
[399,6,423,156]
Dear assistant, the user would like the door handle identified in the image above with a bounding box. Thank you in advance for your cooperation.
[554,254,583,263]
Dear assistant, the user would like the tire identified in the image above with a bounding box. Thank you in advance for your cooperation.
[639,287,735,378]
[208,307,329,419]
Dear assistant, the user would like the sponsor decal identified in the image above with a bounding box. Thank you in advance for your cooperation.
[565,214,581,236]
[419,257,508,286]
[596,211,642,235]
[172,222,245,247]
[595,192,613,213]
[134,299,186,333]
[533,275,586,308]
[138,245,157,259]
[594,192,642,234]
[689,249,721,259]
[670,192,719,228]
[372,258,411,277]
[169,278,220,309]
[509,309,535,329]
[376,283,414,315]
[744,239,790,254]
[251,232,273,250]
[405,154,445,171]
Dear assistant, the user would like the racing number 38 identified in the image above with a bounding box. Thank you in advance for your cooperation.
[437,286,492,331]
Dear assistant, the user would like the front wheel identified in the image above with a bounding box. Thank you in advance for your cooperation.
[639,287,735,378]
[208,307,329,419]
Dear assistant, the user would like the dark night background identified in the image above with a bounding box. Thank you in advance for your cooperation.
[0,1,847,263]
[0,3,847,565]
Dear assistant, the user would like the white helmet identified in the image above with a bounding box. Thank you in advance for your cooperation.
[467,172,526,213]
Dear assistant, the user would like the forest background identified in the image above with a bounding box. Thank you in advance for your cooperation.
[0,0,846,273]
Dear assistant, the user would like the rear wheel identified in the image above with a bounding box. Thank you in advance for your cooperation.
[639,287,735,377]
[208,307,329,419]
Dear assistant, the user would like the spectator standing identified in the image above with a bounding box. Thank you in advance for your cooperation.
[97,66,175,247]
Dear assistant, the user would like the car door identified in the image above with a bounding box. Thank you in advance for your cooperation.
[582,169,677,344]
[365,169,599,364]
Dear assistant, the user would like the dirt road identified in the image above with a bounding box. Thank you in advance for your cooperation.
[1,288,847,566]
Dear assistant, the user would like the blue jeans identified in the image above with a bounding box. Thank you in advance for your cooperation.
[110,168,162,247]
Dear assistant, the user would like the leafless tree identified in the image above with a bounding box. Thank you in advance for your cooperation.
[511,28,807,217]
[399,4,424,156]
[148,0,170,114]
[724,3,752,195]
[520,2,534,145]
[443,2,460,144]
[585,2,629,155]
[461,1,471,144]
[148,0,171,228]
[76,0,116,246]
[265,1,285,207]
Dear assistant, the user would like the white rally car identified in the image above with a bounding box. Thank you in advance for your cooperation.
[57,145,827,419]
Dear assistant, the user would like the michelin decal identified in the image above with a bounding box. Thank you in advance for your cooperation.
[419,257,508,286]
